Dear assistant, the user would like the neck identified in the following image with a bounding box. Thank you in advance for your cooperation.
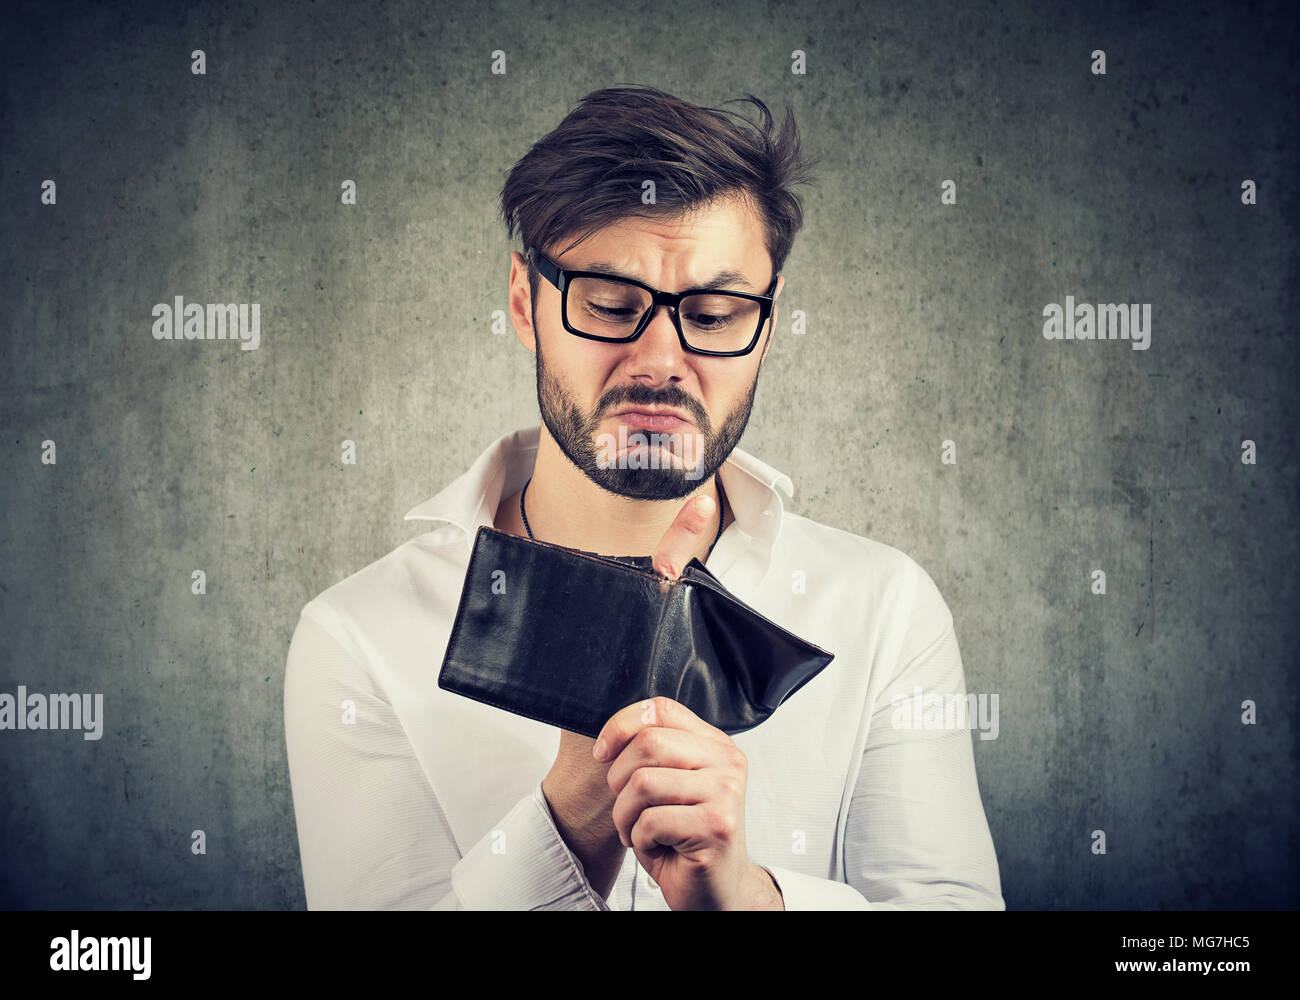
[497,425,731,561]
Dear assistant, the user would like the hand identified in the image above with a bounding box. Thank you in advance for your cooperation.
[540,490,728,899]
[593,696,784,910]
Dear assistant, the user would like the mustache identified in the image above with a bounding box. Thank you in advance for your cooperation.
[603,391,700,418]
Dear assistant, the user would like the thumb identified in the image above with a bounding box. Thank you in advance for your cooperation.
[651,493,717,580]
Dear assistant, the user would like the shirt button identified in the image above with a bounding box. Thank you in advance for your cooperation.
[644,873,658,891]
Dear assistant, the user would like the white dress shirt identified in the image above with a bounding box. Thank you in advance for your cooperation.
[284,425,1004,910]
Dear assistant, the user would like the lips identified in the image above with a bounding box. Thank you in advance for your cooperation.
[613,409,691,431]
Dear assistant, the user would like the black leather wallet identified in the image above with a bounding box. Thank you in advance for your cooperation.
[437,525,835,739]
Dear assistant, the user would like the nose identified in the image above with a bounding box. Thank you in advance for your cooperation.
[620,300,690,375]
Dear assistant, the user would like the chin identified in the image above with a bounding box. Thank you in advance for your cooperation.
[588,466,705,502]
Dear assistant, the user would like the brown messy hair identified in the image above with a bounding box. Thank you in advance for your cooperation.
[499,85,819,315]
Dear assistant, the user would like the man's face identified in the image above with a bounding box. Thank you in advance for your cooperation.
[509,192,784,501]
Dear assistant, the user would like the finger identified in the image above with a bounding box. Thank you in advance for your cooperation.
[610,766,714,848]
[605,726,718,795]
[630,803,736,857]
[651,492,717,580]
[593,695,727,764]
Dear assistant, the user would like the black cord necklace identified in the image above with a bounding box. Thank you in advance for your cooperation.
[519,476,727,560]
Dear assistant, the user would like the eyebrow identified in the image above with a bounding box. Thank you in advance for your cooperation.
[580,260,756,292]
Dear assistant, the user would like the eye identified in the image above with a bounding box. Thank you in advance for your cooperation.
[586,302,640,320]
[684,309,736,330]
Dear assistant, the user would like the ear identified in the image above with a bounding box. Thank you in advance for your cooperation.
[508,251,538,354]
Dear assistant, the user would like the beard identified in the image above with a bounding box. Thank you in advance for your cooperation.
[534,322,758,502]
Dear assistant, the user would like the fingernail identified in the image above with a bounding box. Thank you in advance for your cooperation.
[696,495,715,515]
[592,739,606,761]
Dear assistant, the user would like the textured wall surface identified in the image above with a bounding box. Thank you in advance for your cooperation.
[1,0,1296,909]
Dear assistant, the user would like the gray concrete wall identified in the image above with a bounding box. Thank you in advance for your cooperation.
[0,0,1295,908]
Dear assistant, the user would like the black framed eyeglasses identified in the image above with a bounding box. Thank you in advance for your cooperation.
[527,246,778,357]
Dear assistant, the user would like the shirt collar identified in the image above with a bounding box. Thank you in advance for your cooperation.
[402,425,794,574]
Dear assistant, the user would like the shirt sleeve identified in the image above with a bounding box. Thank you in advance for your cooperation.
[759,623,1004,910]
[839,618,1005,909]
[757,556,1003,912]
[283,607,610,910]
[757,622,1003,909]
[758,863,875,909]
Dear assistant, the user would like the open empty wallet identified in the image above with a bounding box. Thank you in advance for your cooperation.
[437,525,836,739]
